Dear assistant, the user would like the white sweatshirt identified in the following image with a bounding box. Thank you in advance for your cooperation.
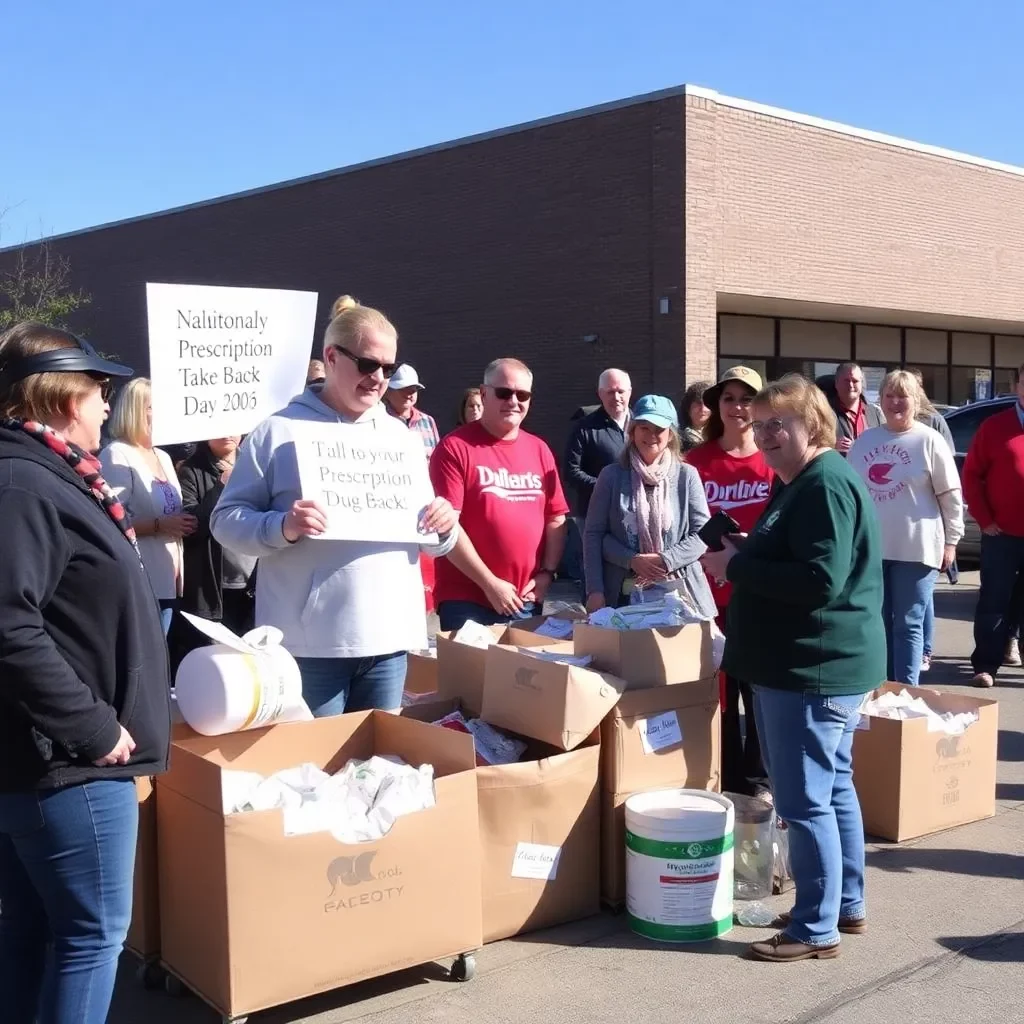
[849,421,965,569]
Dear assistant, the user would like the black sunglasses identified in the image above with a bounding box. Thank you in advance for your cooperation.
[92,377,113,402]
[332,346,398,379]
[491,386,532,402]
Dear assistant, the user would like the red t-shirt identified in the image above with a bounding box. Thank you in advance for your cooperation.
[429,422,570,607]
[686,441,775,609]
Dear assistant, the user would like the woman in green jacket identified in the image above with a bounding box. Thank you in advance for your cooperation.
[702,374,885,964]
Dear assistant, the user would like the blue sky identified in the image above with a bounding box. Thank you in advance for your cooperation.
[3,0,1021,244]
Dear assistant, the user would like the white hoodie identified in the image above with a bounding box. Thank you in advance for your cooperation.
[210,387,456,658]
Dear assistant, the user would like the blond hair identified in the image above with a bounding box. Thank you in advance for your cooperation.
[483,358,533,386]
[754,374,837,449]
[323,297,396,356]
[880,369,924,419]
[108,377,152,446]
[0,321,100,425]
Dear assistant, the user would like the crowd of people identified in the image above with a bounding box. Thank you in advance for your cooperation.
[2,297,1022,1018]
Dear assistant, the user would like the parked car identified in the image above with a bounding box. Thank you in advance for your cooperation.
[944,396,1017,561]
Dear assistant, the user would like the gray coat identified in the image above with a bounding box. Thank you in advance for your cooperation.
[583,457,718,617]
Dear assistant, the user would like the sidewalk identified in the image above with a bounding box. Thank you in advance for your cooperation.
[110,572,1024,1024]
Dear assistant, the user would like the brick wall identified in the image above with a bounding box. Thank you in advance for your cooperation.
[0,98,689,449]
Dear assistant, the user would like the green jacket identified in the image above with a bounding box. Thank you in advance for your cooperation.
[723,449,886,695]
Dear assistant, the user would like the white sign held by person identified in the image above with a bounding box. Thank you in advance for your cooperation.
[147,283,318,445]
[290,421,439,544]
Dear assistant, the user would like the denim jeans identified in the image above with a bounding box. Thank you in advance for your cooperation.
[437,600,540,632]
[295,652,408,717]
[753,688,867,946]
[881,560,937,686]
[158,598,178,636]
[972,532,1024,676]
[922,593,935,659]
[0,779,139,1024]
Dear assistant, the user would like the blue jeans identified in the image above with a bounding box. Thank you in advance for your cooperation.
[0,779,139,1024]
[158,598,178,636]
[972,532,1024,676]
[923,593,935,658]
[295,652,408,717]
[881,560,937,686]
[437,600,540,632]
[753,688,867,947]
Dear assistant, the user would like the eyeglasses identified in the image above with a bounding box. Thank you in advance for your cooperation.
[751,418,788,437]
[491,386,532,403]
[332,346,399,379]
[90,377,113,402]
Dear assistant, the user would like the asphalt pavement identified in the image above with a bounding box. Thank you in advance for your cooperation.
[110,571,1024,1024]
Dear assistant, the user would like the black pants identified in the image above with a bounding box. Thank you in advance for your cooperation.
[721,674,769,797]
[972,532,1024,676]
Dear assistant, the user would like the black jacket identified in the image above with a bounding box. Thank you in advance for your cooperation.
[178,447,254,621]
[563,407,628,516]
[0,429,171,792]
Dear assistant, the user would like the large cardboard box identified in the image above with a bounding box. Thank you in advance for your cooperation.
[600,677,721,907]
[404,650,439,696]
[157,712,482,1020]
[437,626,553,716]
[573,620,717,688]
[406,699,601,943]
[482,644,626,751]
[125,776,161,959]
[853,684,998,842]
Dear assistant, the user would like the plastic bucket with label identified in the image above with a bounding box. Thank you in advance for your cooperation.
[625,788,735,943]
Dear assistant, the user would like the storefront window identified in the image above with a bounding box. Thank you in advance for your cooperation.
[908,366,949,407]
[950,366,993,405]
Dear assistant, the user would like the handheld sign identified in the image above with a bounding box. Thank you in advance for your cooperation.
[290,419,439,544]
[147,282,318,445]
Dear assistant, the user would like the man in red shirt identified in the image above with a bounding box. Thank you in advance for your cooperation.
[430,357,569,631]
[962,363,1024,688]
[824,362,883,456]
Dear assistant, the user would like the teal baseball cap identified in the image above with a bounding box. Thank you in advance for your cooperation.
[631,394,679,430]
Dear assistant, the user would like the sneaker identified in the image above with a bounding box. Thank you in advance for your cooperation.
[747,932,840,962]
[972,672,995,688]
[920,654,931,673]
[1003,638,1021,667]
[775,910,866,935]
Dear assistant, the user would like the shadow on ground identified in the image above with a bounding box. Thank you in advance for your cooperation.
[866,847,1023,880]
[936,929,1024,963]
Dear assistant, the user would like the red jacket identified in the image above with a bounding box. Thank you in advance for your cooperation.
[962,407,1024,536]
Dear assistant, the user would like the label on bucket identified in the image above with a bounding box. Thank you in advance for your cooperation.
[638,711,682,754]
[240,653,289,730]
[511,842,561,881]
[625,829,734,942]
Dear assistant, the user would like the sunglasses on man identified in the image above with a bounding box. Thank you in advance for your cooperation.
[332,346,399,379]
[489,386,533,403]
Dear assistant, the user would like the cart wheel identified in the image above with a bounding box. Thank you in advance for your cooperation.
[136,960,163,989]
[164,974,185,997]
[450,953,476,982]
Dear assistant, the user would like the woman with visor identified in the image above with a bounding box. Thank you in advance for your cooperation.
[0,322,171,1024]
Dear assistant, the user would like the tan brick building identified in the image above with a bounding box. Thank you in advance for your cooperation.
[3,84,1023,447]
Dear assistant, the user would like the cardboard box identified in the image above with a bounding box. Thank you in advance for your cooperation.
[405,699,601,943]
[436,626,553,716]
[600,678,722,907]
[404,650,438,695]
[482,644,626,751]
[156,712,482,1019]
[125,776,161,959]
[853,684,998,842]
[573,620,717,688]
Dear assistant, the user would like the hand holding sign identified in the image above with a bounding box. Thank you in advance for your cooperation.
[282,499,328,542]
[420,497,457,537]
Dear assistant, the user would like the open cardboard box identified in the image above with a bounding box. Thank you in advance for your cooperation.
[404,649,438,696]
[599,676,721,907]
[481,643,626,751]
[405,698,600,943]
[156,712,482,1019]
[853,683,998,842]
[572,620,717,689]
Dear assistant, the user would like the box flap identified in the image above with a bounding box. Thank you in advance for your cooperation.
[374,709,477,775]
[573,620,716,687]
[610,676,719,718]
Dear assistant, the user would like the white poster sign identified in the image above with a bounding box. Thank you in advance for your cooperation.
[147,282,318,446]
[290,420,438,544]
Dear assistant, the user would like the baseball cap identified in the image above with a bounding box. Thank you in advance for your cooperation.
[631,394,680,430]
[703,365,764,408]
[387,364,424,391]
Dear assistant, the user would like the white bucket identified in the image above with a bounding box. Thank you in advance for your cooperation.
[625,788,735,943]
[174,617,313,736]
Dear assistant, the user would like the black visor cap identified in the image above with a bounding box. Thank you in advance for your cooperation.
[0,334,133,384]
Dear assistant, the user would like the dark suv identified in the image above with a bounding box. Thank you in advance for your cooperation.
[944,396,1017,560]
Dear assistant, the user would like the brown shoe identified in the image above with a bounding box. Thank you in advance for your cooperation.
[775,910,866,935]
[1003,638,1021,667]
[748,932,840,962]
[972,672,995,688]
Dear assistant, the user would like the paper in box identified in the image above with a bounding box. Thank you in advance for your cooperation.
[405,698,601,943]
[853,683,998,842]
[156,712,482,1020]
[572,620,717,688]
[481,644,626,751]
[599,677,721,907]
